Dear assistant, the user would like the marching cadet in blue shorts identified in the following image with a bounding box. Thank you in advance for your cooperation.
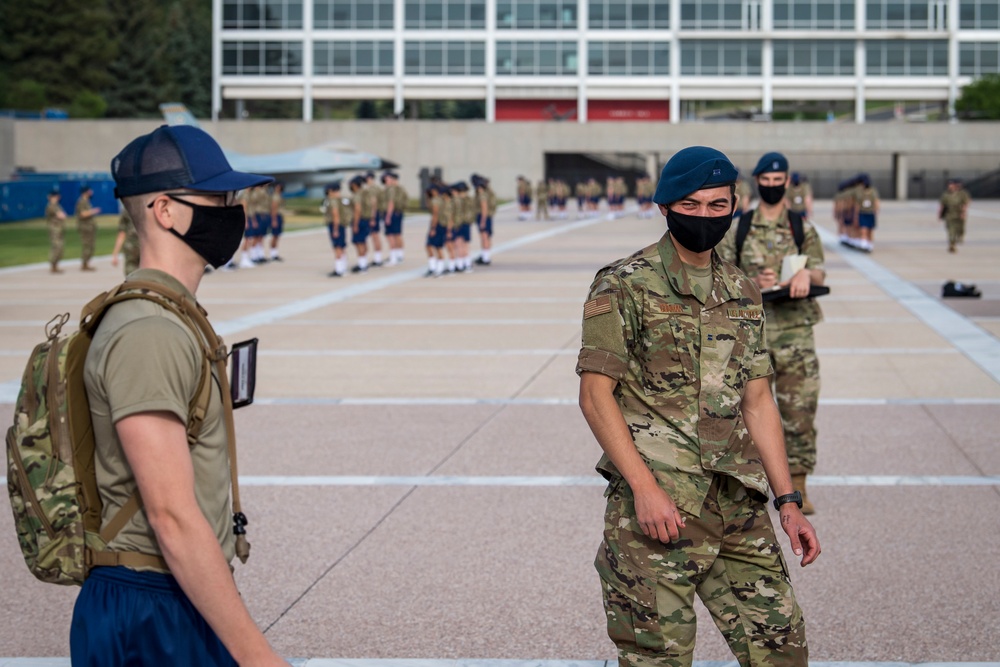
[425,184,446,277]
[322,181,350,277]
[268,181,285,262]
[350,176,371,272]
[382,171,408,265]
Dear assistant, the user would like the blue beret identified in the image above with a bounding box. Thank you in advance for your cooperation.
[652,146,738,205]
[752,152,789,176]
[325,181,341,192]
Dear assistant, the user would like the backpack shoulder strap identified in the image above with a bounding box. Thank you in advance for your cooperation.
[788,210,805,254]
[735,209,753,268]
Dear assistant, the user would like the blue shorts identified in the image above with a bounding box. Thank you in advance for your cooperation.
[387,210,403,235]
[589,197,600,205]
[842,213,854,227]
[858,212,876,229]
[373,212,385,232]
[328,223,346,249]
[455,223,472,242]
[477,214,493,236]
[70,566,236,667]
[427,224,446,249]
[519,195,531,206]
[271,213,284,236]
[353,218,371,245]
[255,214,270,237]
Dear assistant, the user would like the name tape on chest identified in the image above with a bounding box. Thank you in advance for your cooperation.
[727,307,763,320]
[583,294,613,319]
[656,302,692,315]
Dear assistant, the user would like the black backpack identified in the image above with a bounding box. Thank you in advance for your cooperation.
[734,209,805,268]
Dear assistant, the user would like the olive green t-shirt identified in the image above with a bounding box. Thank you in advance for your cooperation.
[84,269,234,570]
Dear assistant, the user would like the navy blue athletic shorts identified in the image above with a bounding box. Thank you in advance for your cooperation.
[428,224,446,249]
[858,212,876,229]
[477,214,493,236]
[456,222,472,242]
[255,214,270,237]
[387,210,403,235]
[373,211,385,232]
[70,566,237,667]
[328,223,346,249]
[271,213,284,236]
[519,195,531,207]
[353,218,371,244]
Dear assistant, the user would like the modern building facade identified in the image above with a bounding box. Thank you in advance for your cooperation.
[213,0,1000,122]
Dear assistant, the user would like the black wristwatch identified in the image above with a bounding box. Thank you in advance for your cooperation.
[773,491,803,510]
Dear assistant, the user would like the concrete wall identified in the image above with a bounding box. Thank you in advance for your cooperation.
[11,119,1000,199]
[0,118,15,181]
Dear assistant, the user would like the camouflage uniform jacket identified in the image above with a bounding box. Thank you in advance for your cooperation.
[576,234,774,515]
[46,201,64,230]
[717,208,825,331]
[785,183,812,214]
[939,189,970,222]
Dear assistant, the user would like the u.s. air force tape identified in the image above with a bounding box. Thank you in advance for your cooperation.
[583,294,612,319]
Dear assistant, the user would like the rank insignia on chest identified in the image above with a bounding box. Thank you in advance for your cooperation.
[727,307,763,320]
[583,294,613,319]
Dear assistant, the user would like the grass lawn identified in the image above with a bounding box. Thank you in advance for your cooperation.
[0,196,437,269]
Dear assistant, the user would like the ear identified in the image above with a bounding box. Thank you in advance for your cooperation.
[657,204,669,216]
[148,196,177,232]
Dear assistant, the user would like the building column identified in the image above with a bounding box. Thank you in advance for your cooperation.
[761,0,772,117]
[394,0,406,116]
[855,1,865,123]
[669,0,680,124]
[486,0,497,122]
[947,0,959,121]
[302,0,313,122]
[894,153,908,201]
[577,0,588,123]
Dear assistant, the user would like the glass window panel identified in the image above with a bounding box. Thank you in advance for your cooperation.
[563,46,577,73]
[866,43,882,73]
[589,43,605,74]
[223,45,238,73]
[244,45,261,73]
[910,44,929,71]
[447,0,465,27]
[886,43,905,74]
[653,0,670,26]
[702,3,720,23]
[631,2,650,25]
[886,2,905,27]
[470,1,486,26]
[539,1,558,27]
[983,46,999,72]
[333,43,351,70]
[562,0,577,26]
[538,42,557,73]
[332,0,351,24]
[608,43,627,74]
[608,2,627,27]
[516,1,534,27]
[653,44,669,73]
[589,1,604,27]
[471,43,486,72]
[774,43,789,72]
[932,42,948,72]
[497,0,513,26]
[840,45,855,71]
[356,1,374,28]
[680,44,696,74]
[910,2,928,25]
[723,44,743,74]
[984,2,1000,27]
[380,43,394,71]
[497,43,512,73]
[224,2,238,27]
[680,1,697,25]
[774,1,788,25]
[405,2,420,27]
[632,43,651,72]
[355,44,373,74]
[425,1,443,27]
[425,42,443,73]
[725,0,744,25]
[816,44,835,73]
[516,43,535,72]
[405,43,420,73]
[703,46,720,72]
[747,44,761,72]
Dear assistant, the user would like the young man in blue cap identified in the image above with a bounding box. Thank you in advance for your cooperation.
[717,151,826,515]
[72,125,288,667]
[578,146,819,667]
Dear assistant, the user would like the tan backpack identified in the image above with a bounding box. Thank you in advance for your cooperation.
[6,280,249,585]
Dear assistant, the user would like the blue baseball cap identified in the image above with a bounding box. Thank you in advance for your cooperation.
[652,146,738,206]
[752,152,789,176]
[111,125,272,198]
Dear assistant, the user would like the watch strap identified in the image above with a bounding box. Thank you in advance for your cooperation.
[773,490,803,510]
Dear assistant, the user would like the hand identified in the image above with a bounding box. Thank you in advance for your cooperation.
[783,269,811,299]
[755,268,779,290]
[779,507,821,566]
[632,483,686,543]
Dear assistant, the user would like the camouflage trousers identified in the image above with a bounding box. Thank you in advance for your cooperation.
[49,225,64,265]
[945,218,965,246]
[767,325,819,476]
[596,475,807,667]
[78,222,96,265]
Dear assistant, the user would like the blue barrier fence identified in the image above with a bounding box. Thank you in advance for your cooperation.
[0,175,119,223]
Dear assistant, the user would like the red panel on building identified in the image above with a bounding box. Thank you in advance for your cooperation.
[495,99,579,121]
[587,100,669,121]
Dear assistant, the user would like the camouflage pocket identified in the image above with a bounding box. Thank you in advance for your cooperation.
[723,340,751,391]
[639,295,693,396]
[595,541,664,652]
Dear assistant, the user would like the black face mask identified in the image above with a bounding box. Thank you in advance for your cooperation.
[758,183,786,205]
[666,208,733,253]
[167,196,246,268]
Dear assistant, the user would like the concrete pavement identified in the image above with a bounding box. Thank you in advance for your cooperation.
[1,199,998,664]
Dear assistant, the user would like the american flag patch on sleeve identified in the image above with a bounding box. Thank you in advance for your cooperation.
[583,294,613,319]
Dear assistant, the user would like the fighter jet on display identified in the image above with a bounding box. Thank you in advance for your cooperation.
[159,103,397,194]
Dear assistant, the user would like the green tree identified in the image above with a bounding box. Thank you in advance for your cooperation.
[69,90,107,118]
[102,0,170,117]
[956,74,1000,120]
[0,0,117,107]
[159,0,213,118]
[7,80,47,111]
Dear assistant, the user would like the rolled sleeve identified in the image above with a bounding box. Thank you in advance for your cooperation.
[576,273,633,380]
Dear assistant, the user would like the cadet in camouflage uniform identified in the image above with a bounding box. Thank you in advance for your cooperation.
[322,181,350,277]
[939,178,971,253]
[473,174,497,265]
[111,205,140,276]
[45,189,68,274]
[75,185,102,271]
[536,178,550,221]
[579,146,819,667]
[382,171,408,265]
[852,175,879,253]
[350,175,372,273]
[784,173,812,220]
[717,152,826,515]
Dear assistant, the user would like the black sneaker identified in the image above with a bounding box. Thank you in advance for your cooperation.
[350,265,367,273]
[372,260,383,267]
[271,256,284,262]
[328,270,343,278]
[474,257,486,265]
[424,270,435,277]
